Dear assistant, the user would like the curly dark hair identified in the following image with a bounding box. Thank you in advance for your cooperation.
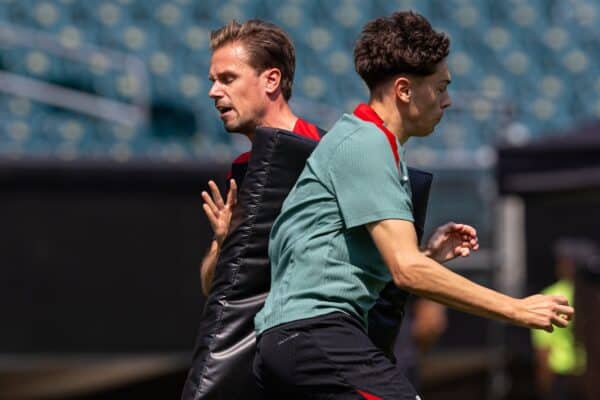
[211,19,295,100]
[354,11,450,91]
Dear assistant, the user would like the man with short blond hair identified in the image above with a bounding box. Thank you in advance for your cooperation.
[182,19,322,400]
[199,19,321,296]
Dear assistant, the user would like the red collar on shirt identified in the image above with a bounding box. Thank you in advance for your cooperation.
[353,103,399,166]
[293,118,321,141]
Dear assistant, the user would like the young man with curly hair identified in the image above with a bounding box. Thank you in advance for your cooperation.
[253,11,574,399]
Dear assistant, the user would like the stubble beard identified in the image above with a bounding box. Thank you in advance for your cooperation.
[223,115,256,136]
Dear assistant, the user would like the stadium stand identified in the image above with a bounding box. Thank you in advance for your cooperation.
[0,0,598,164]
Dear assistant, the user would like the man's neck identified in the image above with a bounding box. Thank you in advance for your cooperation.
[368,99,409,145]
[261,102,298,132]
[248,102,298,143]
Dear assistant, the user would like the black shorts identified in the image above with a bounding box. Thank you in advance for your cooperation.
[254,312,420,400]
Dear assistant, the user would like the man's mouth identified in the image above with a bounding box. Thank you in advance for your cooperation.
[216,105,234,117]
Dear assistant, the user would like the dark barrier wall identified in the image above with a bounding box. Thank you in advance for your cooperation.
[0,159,226,352]
[504,189,600,399]
[576,265,600,400]
[524,190,600,293]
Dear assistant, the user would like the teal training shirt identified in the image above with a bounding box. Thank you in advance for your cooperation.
[255,112,414,334]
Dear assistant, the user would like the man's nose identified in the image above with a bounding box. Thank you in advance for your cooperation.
[208,82,221,98]
[442,93,452,109]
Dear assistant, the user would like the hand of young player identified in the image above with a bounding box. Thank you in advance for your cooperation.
[202,179,237,245]
[423,222,479,263]
[514,294,574,332]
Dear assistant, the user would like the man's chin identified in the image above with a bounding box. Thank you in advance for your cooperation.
[222,121,241,133]
[414,127,435,137]
[423,120,443,136]
[222,121,253,135]
[223,124,238,133]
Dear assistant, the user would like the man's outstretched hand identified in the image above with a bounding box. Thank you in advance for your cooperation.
[516,294,574,332]
[423,222,479,263]
[202,179,237,245]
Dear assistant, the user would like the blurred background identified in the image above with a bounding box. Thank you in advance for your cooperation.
[0,0,599,399]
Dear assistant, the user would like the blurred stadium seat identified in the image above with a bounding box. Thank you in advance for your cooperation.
[0,0,598,163]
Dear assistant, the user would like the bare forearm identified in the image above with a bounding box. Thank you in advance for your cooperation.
[394,254,517,324]
[200,178,236,296]
[370,219,572,331]
[200,239,220,296]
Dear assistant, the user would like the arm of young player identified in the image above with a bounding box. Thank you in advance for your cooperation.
[200,179,237,296]
[421,221,479,263]
[367,219,574,332]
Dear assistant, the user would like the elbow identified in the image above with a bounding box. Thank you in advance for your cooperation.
[390,258,422,290]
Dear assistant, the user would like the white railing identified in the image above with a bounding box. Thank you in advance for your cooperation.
[0,23,150,127]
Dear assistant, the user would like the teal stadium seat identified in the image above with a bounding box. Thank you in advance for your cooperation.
[0,0,598,162]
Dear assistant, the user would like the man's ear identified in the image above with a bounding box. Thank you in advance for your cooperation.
[263,68,282,96]
[394,76,412,104]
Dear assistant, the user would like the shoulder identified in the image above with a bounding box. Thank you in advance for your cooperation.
[294,118,322,140]
[231,151,251,165]
[308,115,394,176]
[329,117,392,162]
[324,114,387,147]
[227,151,250,183]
